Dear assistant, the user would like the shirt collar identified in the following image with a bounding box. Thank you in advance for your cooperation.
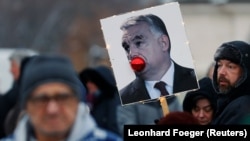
[145,61,174,98]
[161,60,174,88]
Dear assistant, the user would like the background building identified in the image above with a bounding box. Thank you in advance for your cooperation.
[0,0,250,93]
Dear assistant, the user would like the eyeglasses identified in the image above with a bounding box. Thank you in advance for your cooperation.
[28,93,77,107]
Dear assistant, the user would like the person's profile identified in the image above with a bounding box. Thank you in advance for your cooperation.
[100,2,199,106]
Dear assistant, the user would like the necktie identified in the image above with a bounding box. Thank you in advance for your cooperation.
[154,81,169,96]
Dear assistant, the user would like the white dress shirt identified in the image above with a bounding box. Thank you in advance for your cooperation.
[145,61,174,99]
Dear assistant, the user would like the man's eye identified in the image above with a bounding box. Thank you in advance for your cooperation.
[33,96,49,103]
[122,42,130,52]
[135,41,142,47]
[41,97,49,102]
[55,94,71,101]
[125,46,130,52]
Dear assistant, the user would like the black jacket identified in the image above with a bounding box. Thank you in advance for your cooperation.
[0,81,19,138]
[79,66,121,136]
[121,62,198,105]
[212,40,250,124]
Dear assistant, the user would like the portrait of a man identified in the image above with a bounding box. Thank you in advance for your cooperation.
[100,3,199,105]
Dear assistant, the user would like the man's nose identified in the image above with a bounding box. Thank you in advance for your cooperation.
[218,66,227,75]
[128,45,139,59]
[46,100,60,113]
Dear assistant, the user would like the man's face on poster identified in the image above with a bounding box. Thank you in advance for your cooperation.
[121,22,167,76]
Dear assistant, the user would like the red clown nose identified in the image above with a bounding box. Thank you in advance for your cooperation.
[130,57,145,72]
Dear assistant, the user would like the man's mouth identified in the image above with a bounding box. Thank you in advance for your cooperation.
[219,81,228,85]
[218,77,230,87]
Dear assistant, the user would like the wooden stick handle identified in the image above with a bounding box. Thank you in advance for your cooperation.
[159,97,169,116]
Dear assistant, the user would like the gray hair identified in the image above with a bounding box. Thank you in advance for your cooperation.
[9,48,38,65]
[120,14,169,37]
[120,14,171,52]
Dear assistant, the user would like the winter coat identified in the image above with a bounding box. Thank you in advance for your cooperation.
[79,65,121,136]
[212,40,250,124]
[0,81,20,138]
[0,103,122,141]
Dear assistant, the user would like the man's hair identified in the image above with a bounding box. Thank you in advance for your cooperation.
[120,14,171,52]
[9,48,37,65]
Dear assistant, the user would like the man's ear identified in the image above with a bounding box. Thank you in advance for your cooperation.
[159,34,169,52]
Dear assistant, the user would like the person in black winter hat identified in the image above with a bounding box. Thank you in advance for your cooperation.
[211,40,250,125]
[183,77,217,125]
[79,65,121,136]
[0,54,122,141]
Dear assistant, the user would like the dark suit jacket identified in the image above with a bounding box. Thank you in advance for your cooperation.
[120,62,198,105]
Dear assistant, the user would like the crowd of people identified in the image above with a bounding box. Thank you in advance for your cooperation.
[0,53,122,141]
[1,14,250,141]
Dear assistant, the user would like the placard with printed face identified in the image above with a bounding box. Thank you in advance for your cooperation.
[100,2,199,106]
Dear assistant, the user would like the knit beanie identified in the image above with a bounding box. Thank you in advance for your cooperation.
[20,54,85,108]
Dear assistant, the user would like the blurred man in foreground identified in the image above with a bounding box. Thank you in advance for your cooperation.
[0,55,122,141]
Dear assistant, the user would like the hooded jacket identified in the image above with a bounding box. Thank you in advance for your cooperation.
[0,103,122,141]
[212,40,250,124]
[183,77,217,115]
[79,65,121,136]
